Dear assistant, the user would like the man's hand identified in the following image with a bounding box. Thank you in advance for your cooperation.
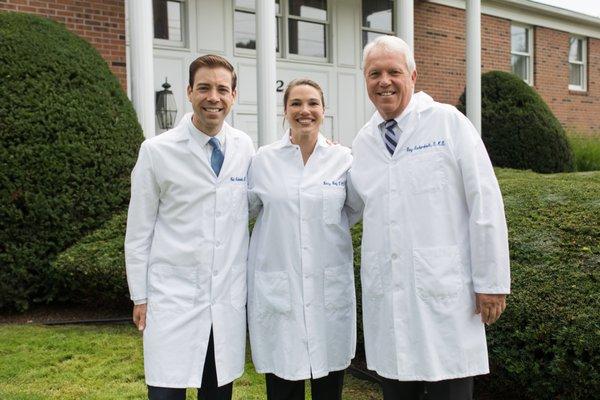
[475,293,506,325]
[133,303,147,332]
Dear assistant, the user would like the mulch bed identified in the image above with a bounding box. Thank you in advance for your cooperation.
[0,304,130,325]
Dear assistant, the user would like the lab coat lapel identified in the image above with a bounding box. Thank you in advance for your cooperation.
[219,123,239,182]
[394,111,420,156]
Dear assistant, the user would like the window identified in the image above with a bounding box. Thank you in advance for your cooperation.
[569,36,587,91]
[153,0,186,47]
[233,0,329,61]
[362,0,395,49]
[234,0,281,51]
[511,24,533,85]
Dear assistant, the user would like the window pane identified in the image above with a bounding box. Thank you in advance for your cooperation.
[167,1,182,41]
[362,30,385,48]
[153,0,182,41]
[569,37,582,61]
[235,0,280,13]
[234,10,256,49]
[235,0,255,9]
[569,63,582,86]
[289,20,326,58]
[511,25,528,53]
[362,0,393,31]
[289,0,327,21]
[511,54,529,81]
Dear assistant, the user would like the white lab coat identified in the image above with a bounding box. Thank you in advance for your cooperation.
[125,115,254,388]
[247,132,358,380]
[350,92,510,381]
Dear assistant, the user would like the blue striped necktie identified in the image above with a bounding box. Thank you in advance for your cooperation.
[208,137,224,176]
[384,119,398,155]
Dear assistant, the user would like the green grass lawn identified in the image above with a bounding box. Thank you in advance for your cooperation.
[0,324,381,400]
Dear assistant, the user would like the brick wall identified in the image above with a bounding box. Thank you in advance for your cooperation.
[0,0,127,91]
[535,27,600,136]
[413,1,599,136]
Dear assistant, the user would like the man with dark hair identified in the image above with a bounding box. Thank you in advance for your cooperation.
[125,54,254,400]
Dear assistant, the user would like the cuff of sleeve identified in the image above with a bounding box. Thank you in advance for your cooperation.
[473,286,511,295]
[132,298,147,305]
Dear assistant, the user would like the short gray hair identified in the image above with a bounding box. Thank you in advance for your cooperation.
[362,35,416,73]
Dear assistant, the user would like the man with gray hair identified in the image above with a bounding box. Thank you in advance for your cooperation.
[349,35,510,399]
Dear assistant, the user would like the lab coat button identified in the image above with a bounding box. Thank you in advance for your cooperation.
[213,269,219,276]
[216,211,222,217]
[391,253,398,260]
[216,241,221,247]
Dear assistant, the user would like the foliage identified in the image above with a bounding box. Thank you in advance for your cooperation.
[0,12,143,311]
[51,213,130,308]
[0,324,381,399]
[354,169,599,400]
[568,134,600,171]
[49,169,599,399]
[457,71,574,173]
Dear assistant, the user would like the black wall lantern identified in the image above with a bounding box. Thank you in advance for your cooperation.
[156,78,178,130]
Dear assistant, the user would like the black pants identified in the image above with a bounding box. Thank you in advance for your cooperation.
[380,376,473,400]
[147,329,233,400]
[265,369,345,400]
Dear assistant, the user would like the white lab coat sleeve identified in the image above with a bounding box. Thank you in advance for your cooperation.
[454,113,510,294]
[124,141,160,302]
[247,155,262,219]
[345,167,364,226]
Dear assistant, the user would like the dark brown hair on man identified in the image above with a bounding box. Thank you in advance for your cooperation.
[188,54,237,90]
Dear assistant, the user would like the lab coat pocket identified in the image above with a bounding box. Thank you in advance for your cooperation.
[413,246,462,302]
[229,185,248,221]
[322,187,345,224]
[408,151,447,194]
[229,263,247,311]
[361,252,384,299]
[324,262,355,312]
[255,271,292,315]
[147,264,197,312]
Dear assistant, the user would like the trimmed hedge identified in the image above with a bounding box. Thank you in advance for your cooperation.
[54,169,599,399]
[51,212,130,308]
[457,71,574,173]
[0,13,143,311]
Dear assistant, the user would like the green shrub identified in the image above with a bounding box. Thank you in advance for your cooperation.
[0,13,143,311]
[352,169,599,400]
[457,71,574,173]
[568,135,600,171]
[51,212,130,307]
[54,169,599,399]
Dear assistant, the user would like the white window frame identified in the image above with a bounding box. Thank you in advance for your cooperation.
[361,0,395,50]
[153,0,187,49]
[568,35,587,92]
[510,23,534,86]
[233,0,330,63]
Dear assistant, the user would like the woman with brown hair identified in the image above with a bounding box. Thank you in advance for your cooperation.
[246,79,362,400]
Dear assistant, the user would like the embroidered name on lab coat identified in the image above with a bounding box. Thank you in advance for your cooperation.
[323,180,346,187]
[230,176,247,182]
[406,140,446,153]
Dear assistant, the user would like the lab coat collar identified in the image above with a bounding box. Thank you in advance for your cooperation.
[369,91,435,158]
[180,113,239,180]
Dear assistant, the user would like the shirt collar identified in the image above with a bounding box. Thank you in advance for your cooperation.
[374,92,417,133]
[280,129,329,148]
[186,115,226,147]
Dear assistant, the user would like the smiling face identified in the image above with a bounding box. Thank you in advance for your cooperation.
[187,66,236,136]
[284,84,324,137]
[364,46,417,120]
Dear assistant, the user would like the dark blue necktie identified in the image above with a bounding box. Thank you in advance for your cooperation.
[384,119,398,155]
[208,137,224,176]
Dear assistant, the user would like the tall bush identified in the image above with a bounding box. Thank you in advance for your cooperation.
[458,71,573,173]
[0,13,143,311]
